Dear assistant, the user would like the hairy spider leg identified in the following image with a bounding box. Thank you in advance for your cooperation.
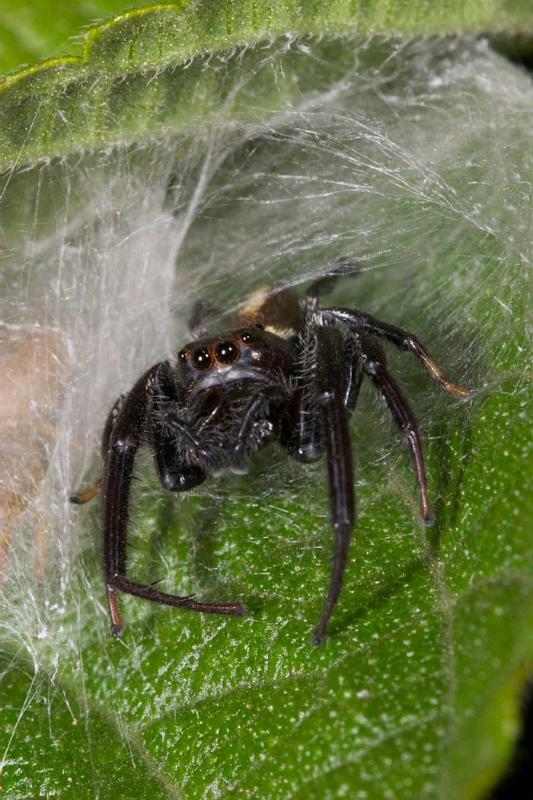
[322,308,472,398]
[283,303,323,462]
[313,325,355,645]
[102,363,244,636]
[69,393,127,505]
[283,325,363,466]
[343,331,364,413]
[305,257,360,299]
[360,335,435,526]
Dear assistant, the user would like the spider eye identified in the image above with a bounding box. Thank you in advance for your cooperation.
[192,347,213,370]
[216,341,239,364]
[241,332,252,343]
[178,350,187,363]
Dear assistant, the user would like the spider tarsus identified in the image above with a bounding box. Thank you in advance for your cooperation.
[69,481,102,505]
[312,627,327,646]
[423,511,436,528]
[445,381,473,399]
[230,462,250,476]
[107,585,124,636]
[219,602,247,616]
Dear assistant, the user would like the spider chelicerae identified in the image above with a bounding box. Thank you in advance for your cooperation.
[72,264,471,644]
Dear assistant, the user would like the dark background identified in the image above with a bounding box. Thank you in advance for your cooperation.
[489,38,532,798]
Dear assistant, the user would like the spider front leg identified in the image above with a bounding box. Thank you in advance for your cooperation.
[322,307,472,398]
[69,393,127,505]
[103,363,244,636]
[313,325,355,645]
[360,335,435,525]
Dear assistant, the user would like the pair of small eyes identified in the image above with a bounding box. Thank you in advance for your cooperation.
[179,332,253,371]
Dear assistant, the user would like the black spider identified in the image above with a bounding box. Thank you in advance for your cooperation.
[72,265,471,644]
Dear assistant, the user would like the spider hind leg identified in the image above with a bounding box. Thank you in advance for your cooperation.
[313,325,355,645]
[361,335,435,526]
[306,257,360,299]
[323,306,472,399]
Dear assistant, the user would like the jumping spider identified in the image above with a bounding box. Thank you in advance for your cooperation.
[72,266,470,644]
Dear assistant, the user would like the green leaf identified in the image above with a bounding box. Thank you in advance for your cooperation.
[0,651,170,798]
[1,7,532,800]
[0,1,155,75]
[1,0,532,77]
[1,1,533,170]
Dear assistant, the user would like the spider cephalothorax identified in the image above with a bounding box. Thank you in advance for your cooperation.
[72,266,471,644]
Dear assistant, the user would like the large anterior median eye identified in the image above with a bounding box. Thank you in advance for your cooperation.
[215,341,239,364]
[192,347,213,370]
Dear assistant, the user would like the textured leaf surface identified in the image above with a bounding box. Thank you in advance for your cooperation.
[1,1,533,169]
[0,11,532,800]
[0,0,151,75]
